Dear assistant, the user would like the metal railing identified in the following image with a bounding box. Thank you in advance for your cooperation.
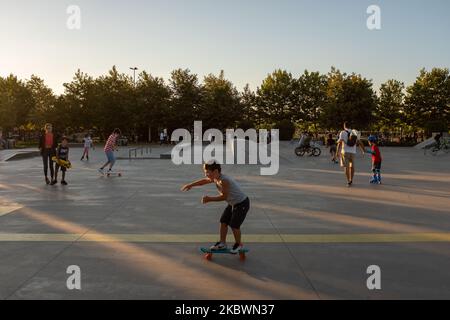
[128,146,152,159]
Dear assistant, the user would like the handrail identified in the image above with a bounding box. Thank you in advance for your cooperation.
[128,146,151,159]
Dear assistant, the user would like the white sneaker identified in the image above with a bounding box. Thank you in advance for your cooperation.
[230,243,244,254]
[210,242,227,251]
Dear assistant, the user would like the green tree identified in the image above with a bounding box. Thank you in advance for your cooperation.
[294,70,327,132]
[0,75,33,131]
[167,69,202,131]
[58,70,96,133]
[375,79,405,132]
[94,66,135,137]
[26,75,56,128]
[321,68,376,130]
[255,70,297,123]
[238,84,257,129]
[404,68,450,134]
[198,70,241,130]
[136,71,171,141]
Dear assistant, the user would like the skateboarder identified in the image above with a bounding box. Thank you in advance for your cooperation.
[54,137,70,185]
[181,161,250,254]
[38,123,58,185]
[99,128,121,174]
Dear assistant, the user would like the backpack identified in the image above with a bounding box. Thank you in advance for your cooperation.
[346,130,358,147]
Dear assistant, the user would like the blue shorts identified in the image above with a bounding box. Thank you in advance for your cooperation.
[106,151,115,163]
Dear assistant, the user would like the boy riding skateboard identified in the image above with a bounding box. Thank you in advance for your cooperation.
[181,161,250,254]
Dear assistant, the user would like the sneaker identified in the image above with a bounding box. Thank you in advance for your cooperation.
[210,242,227,251]
[98,168,104,174]
[45,177,50,185]
[50,180,57,185]
[347,181,352,187]
[230,243,243,254]
[61,180,68,185]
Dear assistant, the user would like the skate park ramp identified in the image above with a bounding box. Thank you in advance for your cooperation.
[415,134,449,149]
[0,150,40,162]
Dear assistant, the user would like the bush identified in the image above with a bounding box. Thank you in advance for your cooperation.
[274,120,295,141]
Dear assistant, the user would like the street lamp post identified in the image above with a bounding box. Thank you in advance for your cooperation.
[129,67,139,143]
[129,67,138,86]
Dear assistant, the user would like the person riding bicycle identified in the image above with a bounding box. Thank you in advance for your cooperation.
[434,133,442,150]
[298,132,312,149]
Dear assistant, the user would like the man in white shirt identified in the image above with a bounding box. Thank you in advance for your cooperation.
[336,122,365,187]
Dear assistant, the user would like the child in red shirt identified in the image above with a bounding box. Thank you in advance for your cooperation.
[367,135,382,184]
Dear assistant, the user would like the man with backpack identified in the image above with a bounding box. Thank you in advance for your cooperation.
[336,122,365,187]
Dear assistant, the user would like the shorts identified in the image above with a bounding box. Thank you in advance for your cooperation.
[55,164,67,172]
[329,145,337,153]
[220,197,250,229]
[372,162,382,171]
[340,153,355,168]
[106,151,115,163]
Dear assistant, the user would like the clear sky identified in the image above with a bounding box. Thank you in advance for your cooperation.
[1,0,449,94]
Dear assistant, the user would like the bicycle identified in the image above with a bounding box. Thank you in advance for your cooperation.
[295,143,321,157]
[424,139,450,156]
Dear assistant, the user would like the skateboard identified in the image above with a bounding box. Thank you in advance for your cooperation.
[51,156,72,169]
[200,247,249,261]
[99,170,122,177]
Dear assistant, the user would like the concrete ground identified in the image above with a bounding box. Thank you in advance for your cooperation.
[0,143,449,300]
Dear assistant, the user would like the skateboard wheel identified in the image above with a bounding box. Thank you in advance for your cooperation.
[205,253,212,261]
[118,173,122,177]
[239,252,246,261]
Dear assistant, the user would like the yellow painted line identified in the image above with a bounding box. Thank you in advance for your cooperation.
[0,234,79,241]
[280,233,450,243]
[0,233,450,243]
[80,234,284,243]
[0,206,23,217]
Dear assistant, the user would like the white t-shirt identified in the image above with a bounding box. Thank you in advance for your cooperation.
[83,138,93,148]
[338,129,358,154]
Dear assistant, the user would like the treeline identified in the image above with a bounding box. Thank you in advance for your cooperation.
[0,66,449,141]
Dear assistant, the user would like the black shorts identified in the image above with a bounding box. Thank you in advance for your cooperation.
[372,162,382,171]
[220,197,250,229]
[55,164,67,172]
